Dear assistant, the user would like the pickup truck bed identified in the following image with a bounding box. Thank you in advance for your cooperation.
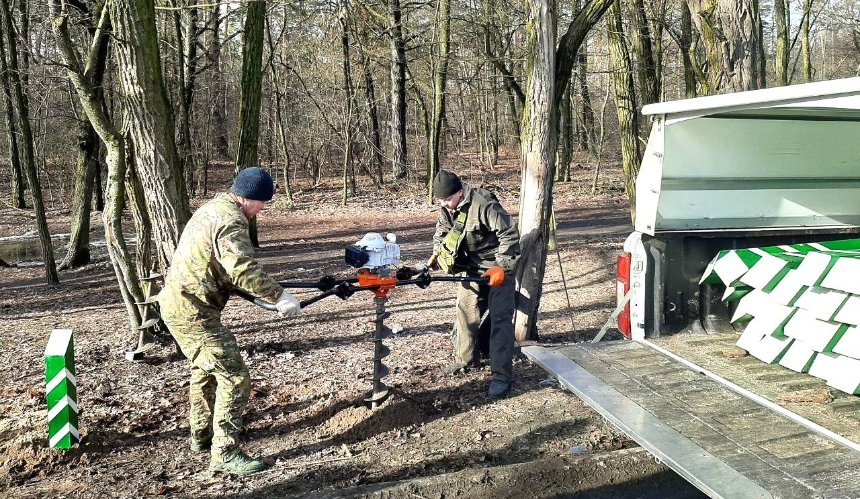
[524,337,860,499]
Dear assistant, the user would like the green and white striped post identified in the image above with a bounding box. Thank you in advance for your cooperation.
[45,329,79,449]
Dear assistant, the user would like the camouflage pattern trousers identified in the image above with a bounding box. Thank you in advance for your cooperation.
[163,313,250,461]
[454,273,515,383]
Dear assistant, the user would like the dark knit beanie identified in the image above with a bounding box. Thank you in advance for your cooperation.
[433,170,462,199]
[232,167,274,201]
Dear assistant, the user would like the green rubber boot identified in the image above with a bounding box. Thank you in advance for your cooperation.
[209,452,268,475]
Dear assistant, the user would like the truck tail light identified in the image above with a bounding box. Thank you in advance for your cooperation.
[617,252,632,339]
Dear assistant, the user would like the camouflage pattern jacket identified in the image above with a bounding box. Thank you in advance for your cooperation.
[433,183,521,273]
[159,192,283,319]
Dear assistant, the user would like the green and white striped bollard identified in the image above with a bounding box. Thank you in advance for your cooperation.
[45,329,79,449]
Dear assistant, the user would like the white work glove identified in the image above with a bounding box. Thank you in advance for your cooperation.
[275,290,301,317]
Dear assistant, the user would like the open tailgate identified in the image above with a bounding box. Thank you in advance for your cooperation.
[523,341,860,499]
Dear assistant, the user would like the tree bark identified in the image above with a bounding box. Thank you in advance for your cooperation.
[206,3,229,160]
[175,1,199,196]
[110,0,191,271]
[679,1,698,97]
[265,4,294,207]
[52,0,146,338]
[61,1,111,271]
[234,1,266,246]
[388,0,408,179]
[428,0,451,202]
[626,0,659,106]
[685,0,761,93]
[774,0,788,86]
[0,25,25,208]
[800,0,812,82]
[339,0,357,205]
[556,83,572,182]
[607,0,641,219]
[515,0,557,342]
[554,0,616,104]
[360,50,385,186]
[1,0,58,284]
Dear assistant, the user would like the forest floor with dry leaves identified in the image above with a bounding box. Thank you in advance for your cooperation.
[0,154,694,498]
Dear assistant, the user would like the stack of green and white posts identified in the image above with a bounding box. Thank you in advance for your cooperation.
[701,238,860,395]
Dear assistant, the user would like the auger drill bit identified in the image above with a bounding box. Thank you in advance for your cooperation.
[365,296,392,409]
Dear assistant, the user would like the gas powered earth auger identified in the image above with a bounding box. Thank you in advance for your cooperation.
[235,232,488,409]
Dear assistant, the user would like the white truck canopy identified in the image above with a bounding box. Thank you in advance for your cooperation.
[635,77,860,235]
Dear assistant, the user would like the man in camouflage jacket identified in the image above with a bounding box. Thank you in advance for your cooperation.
[427,170,520,398]
[159,167,300,475]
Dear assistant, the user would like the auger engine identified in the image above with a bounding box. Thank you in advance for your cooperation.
[345,233,401,408]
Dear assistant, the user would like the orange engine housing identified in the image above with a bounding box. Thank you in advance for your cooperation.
[356,269,398,298]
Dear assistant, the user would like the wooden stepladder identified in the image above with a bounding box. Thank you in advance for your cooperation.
[45,329,79,449]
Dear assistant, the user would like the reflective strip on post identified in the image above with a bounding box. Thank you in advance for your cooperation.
[44,329,79,449]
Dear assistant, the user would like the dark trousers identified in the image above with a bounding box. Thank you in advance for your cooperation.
[454,275,515,383]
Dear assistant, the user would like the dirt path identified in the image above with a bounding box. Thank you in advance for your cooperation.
[0,161,644,497]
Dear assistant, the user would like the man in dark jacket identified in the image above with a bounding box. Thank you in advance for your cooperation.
[427,170,520,398]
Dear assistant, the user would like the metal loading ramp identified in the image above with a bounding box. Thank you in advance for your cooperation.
[523,341,860,499]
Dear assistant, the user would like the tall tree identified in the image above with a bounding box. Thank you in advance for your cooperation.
[515,0,614,342]
[234,0,266,246]
[1,0,58,284]
[52,0,148,342]
[60,0,110,271]
[626,0,659,106]
[265,4,295,207]
[515,0,557,342]
[388,0,408,179]
[686,0,761,93]
[800,0,813,82]
[339,0,357,204]
[0,23,24,208]
[174,0,200,196]
[774,0,789,86]
[110,0,191,271]
[607,0,642,217]
[428,0,451,201]
[206,3,230,160]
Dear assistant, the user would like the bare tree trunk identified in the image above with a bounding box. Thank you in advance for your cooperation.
[626,0,659,106]
[207,3,229,160]
[175,1,199,197]
[515,0,557,342]
[556,82,572,182]
[800,0,813,82]
[111,0,191,271]
[339,0,356,205]
[0,28,25,208]
[554,0,616,103]
[428,0,450,202]
[361,51,385,186]
[607,0,641,219]
[679,0,698,97]
[265,5,294,207]
[234,0,266,246]
[1,0,58,284]
[52,0,146,339]
[774,0,788,86]
[388,0,408,179]
[61,2,110,270]
[686,0,761,93]
[574,37,595,151]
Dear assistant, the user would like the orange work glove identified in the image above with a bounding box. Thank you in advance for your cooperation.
[426,253,439,270]
[481,266,506,287]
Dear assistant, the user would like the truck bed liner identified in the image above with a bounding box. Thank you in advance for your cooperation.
[524,341,860,499]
